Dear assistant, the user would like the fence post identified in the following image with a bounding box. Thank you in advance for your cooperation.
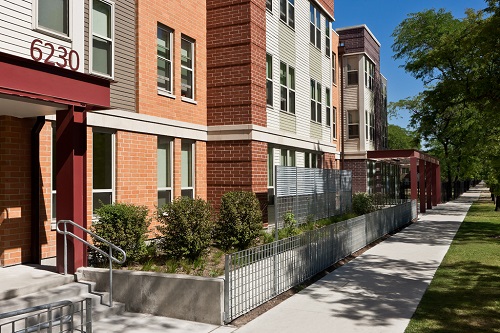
[86,298,92,333]
[223,255,230,323]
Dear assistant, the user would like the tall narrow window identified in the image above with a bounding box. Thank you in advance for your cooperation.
[332,107,337,139]
[266,0,272,11]
[332,53,337,85]
[347,57,358,85]
[309,5,321,49]
[91,0,114,77]
[157,137,172,207]
[181,141,194,198]
[326,87,331,126]
[305,153,320,168]
[93,131,114,213]
[280,62,295,114]
[325,18,330,56]
[365,58,375,90]
[157,25,173,94]
[348,111,359,139]
[266,53,273,106]
[280,0,294,28]
[310,79,321,123]
[181,36,195,100]
[37,0,69,36]
[280,149,295,166]
[268,146,275,205]
[370,113,375,141]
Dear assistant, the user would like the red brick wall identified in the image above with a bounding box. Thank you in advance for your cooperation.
[318,0,334,17]
[323,153,338,169]
[0,116,33,266]
[344,159,367,193]
[207,0,267,127]
[39,122,55,260]
[136,0,207,125]
[207,140,267,218]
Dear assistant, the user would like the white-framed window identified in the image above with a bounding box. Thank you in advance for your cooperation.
[92,130,115,215]
[157,25,173,95]
[181,35,195,100]
[325,18,330,56]
[309,4,321,49]
[280,0,295,29]
[365,58,375,90]
[90,0,114,78]
[267,146,275,205]
[332,53,337,85]
[326,87,331,126]
[280,62,295,114]
[266,53,273,106]
[181,140,195,198]
[266,0,272,12]
[34,0,70,39]
[305,152,321,168]
[370,112,375,141]
[157,137,173,207]
[51,123,57,225]
[347,57,358,85]
[332,106,337,139]
[348,110,359,139]
[310,79,321,123]
[280,149,295,166]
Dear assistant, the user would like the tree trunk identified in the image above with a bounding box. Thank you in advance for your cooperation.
[495,196,500,211]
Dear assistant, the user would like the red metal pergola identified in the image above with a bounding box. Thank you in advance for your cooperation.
[368,150,441,213]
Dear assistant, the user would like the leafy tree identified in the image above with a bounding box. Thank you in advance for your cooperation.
[387,124,420,150]
[391,2,500,203]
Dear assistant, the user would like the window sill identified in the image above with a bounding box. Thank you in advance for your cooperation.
[310,120,322,125]
[158,89,176,99]
[181,97,198,105]
[309,42,321,52]
[280,110,296,116]
[33,27,72,43]
[279,19,295,32]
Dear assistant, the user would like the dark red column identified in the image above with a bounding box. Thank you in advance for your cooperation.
[56,106,87,274]
[431,163,437,206]
[426,162,432,209]
[410,157,418,201]
[435,164,442,205]
[419,159,426,213]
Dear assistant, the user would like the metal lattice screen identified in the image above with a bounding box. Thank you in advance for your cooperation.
[274,167,352,227]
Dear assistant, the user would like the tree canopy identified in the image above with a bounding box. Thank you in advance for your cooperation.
[387,124,420,150]
[390,0,500,199]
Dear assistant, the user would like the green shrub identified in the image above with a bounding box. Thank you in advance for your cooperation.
[91,202,151,265]
[214,191,263,251]
[156,197,214,259]
[352,192,376,215]
[281,212,301,238]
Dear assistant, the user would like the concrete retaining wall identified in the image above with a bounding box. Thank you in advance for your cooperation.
[78,268,224,325]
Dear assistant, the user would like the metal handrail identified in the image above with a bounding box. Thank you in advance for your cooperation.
[56,220,126,307]
[0,300,80,333]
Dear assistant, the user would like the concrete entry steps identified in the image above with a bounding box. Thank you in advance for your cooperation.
[0,264,126,327]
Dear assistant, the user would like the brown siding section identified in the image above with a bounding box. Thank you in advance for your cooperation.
[207,0,267,127]
[110,0,137,112]
[85,0,137,112]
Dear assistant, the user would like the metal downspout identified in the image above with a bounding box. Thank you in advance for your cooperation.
[338,43,345,170]
[31,116,45,264]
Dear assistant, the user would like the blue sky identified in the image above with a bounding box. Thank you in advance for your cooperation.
[333,0,487,129]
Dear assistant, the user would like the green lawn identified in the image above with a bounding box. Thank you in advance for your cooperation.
[405,199,500,333]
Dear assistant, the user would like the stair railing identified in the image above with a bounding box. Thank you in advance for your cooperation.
[0,298,92,333]
[56,220,126,307]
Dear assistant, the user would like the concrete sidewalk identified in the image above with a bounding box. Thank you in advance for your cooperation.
[234,185,482,333]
